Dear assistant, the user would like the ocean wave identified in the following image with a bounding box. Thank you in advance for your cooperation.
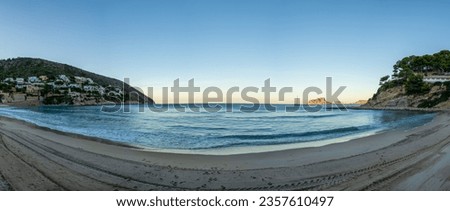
[224,113,343,120]
[218,126,367,140]
[168,125,228,130]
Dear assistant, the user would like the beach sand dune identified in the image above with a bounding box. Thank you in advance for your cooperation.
[0,113,449,191]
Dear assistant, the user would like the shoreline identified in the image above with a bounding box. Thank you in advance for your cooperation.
[146,129,385,155]
[0,106,432,155]
[0,111,449,190]
[352,105,450,112]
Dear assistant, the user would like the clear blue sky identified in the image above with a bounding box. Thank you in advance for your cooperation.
[1,0,450,103]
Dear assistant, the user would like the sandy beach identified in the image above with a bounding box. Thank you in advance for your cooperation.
[0,112,450,191]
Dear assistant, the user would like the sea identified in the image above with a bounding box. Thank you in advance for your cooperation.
[0,104,435,154]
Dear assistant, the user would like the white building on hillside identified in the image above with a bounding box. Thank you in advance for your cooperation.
[74,76,85,83]
[86,78,94,84]
[39,75,48,81]
[423,75,450,83]
[59,75,71,83]
[74,76,94,84]
[16,78,25,84]
[3,78,15,83]
[28,76,40,83]
[84,85,105,94]
[68,83,81,89]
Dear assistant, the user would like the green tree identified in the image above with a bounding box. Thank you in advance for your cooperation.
[432,50,450,73]
[40,83,53,97]
[405,74,429,95]
[379,75,390,85]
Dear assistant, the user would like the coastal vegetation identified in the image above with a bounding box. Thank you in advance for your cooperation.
[366,50,450,108]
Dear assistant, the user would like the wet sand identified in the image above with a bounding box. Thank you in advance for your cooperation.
[0,112,449,190]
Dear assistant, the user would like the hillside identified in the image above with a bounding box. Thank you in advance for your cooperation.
[308,97,330,105]
[364,50,450,109]
[353,100,368,105]
[0,57,154,105]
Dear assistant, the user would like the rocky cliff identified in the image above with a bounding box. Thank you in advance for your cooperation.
[363,50,450,109]
[364,82,450,109]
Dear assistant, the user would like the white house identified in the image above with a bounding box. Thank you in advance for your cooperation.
[74,76,94,84]
[58,75,71,83]
[15,84,27,89]
[28,76,40,83]
[84,85,98,92]
[68,83,81,89]
[39,75,48,81]
[423,75,450,83]
[83,85,106,95]
[16,78,25,84]
[98,86,105,95]
[74,76,85,84]
[3,78,15,83]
